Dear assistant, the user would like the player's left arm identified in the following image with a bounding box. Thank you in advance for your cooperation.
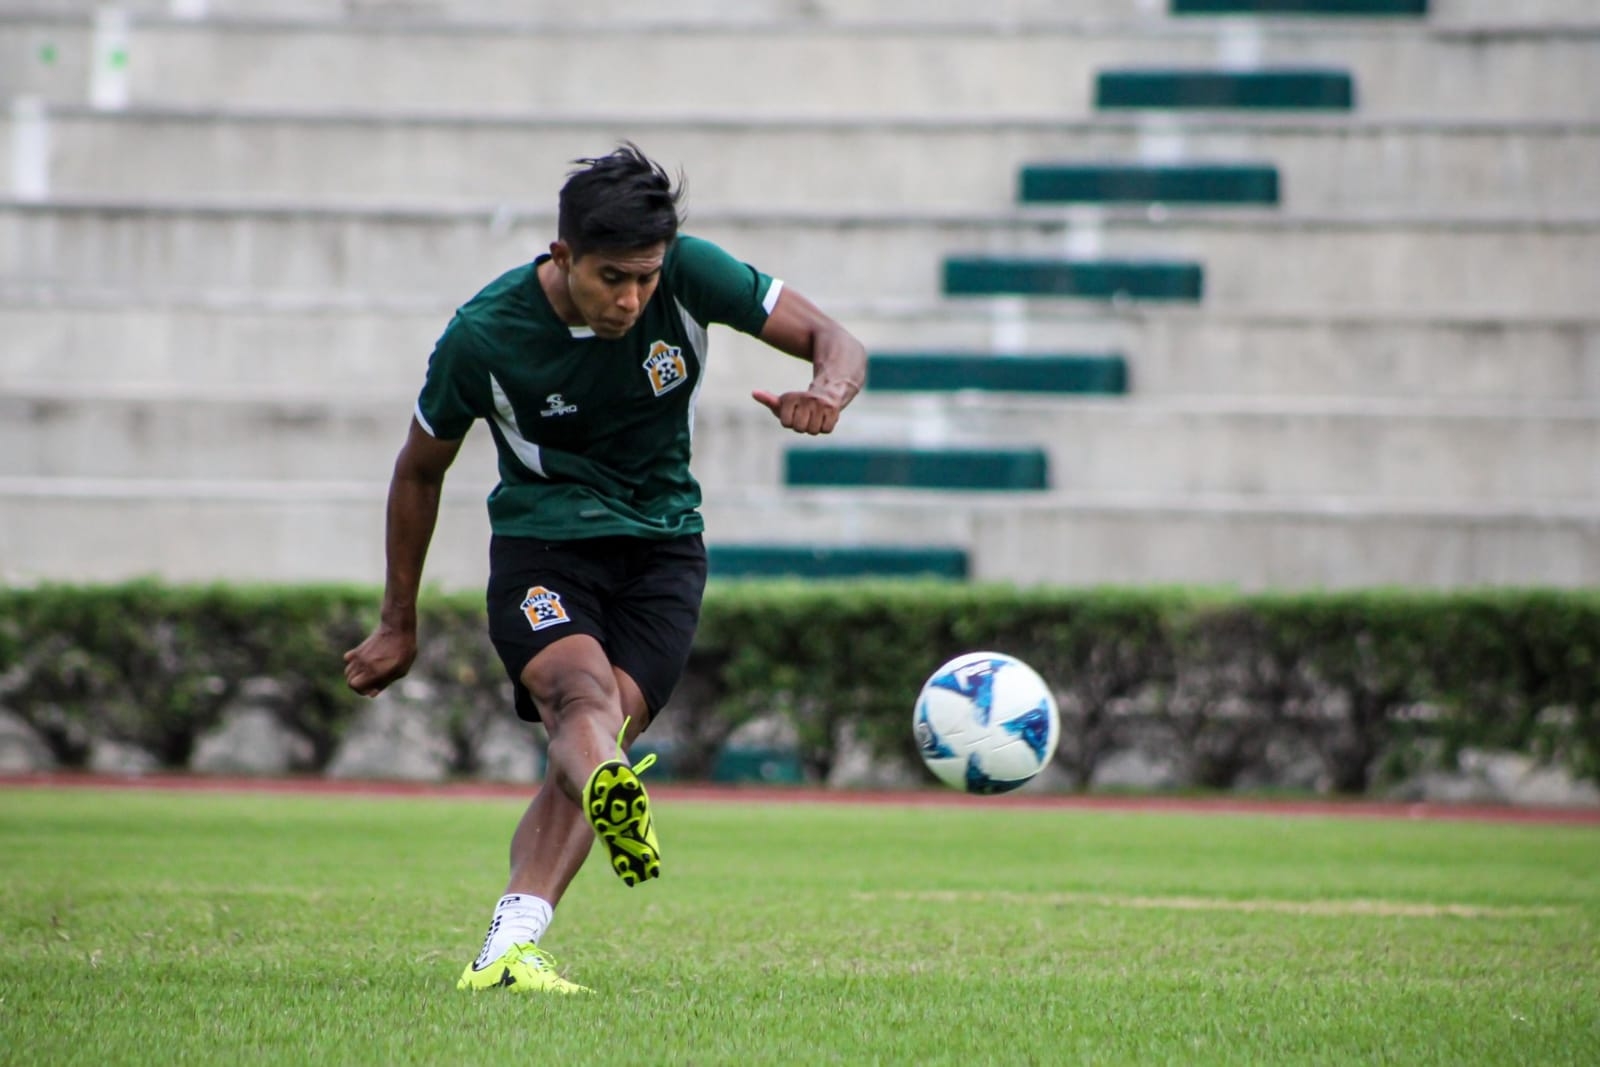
[752,287,866,436]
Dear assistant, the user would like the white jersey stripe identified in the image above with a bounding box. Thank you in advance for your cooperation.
[489,373,546,478]
[675,298,711,439]
[413,400,439,439]
[762,278,785,315]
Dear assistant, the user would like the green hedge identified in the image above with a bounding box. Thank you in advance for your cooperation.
[1,582,1596,790]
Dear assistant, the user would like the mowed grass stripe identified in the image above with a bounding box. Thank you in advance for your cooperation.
[2,790,1596,1066]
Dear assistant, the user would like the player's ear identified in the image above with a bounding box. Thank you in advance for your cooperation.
[550,240,573,271]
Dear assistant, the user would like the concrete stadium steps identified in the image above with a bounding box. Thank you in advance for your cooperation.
[11,0,1175,25]
[15,0,1599,27]
[769,399,1600,502]
[7,388,1599,504]
[0,298,820,403]
[9,110,1597,214]
[4,17,1595,119]
[6,298,1599,405]
[7,200,1598,315]
[1433,0,1600,27]
[1080,314,1600,402]
[703,491,1600,590]
[0,386,477,484]
[0,476,489,588]
[4,479,1596,589]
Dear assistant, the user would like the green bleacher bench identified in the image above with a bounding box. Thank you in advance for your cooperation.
[1097,69,1355,111]
[944,257,1203,302]
[708,544,971,580]
[1019,163,1280,206]
[786,447,1050,491]
[868,352,1128,394]
[1172,0,1426,15]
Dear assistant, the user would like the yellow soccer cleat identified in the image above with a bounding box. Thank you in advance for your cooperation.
[583,722,661,886]
[457,943,591,995]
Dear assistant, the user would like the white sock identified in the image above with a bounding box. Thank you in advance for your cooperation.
[471,894,554,970]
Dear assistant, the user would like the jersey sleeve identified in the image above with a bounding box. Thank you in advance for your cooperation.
[414,315,484,440]
[665,235,784,337]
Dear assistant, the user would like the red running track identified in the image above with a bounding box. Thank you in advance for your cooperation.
[3,771,1597,826]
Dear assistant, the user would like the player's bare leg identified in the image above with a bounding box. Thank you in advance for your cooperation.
[506,655,652,902]
[524,635,635,803]
[510,636,663,886]
[459,638,654,993]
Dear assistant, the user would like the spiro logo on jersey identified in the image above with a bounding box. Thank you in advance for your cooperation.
[540,393,578,417]
[642,340,689,397]
[520,586,570,631]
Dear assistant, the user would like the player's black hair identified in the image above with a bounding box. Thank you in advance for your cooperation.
[558,142,684,258]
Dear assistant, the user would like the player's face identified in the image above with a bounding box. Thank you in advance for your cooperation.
[557,242,667,340]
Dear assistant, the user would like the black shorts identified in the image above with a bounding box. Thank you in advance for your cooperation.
[486,532,707,725]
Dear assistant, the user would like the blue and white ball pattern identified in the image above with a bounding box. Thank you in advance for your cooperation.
[914,651,1060,794]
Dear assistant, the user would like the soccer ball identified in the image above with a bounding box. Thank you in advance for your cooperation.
[913,651,1060,794]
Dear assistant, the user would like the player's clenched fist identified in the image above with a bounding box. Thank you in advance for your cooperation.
[342,625,417,697]
[751,388,842,435]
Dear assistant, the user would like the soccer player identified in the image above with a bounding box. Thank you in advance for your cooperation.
[341,144,866,994]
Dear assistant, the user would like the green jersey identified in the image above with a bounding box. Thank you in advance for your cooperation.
[415,235,782,541]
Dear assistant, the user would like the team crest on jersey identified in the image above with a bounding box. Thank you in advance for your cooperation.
[520,586,570,631]
[642,340,689,397]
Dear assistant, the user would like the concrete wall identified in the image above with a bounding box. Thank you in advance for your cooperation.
[2,2,1596,591]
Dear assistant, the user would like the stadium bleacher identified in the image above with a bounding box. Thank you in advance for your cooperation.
[2,0,1597,588]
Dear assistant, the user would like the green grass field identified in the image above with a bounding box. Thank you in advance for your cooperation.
[1,787,1597,1066]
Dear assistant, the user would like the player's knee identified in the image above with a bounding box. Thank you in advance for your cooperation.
[525,661,618,733]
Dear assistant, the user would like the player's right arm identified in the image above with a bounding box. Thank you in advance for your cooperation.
[345,313,483,696]
[342,418,464,697]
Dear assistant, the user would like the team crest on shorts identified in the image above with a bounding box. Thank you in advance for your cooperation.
[520,586,570,631]
[642,340,689,397]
